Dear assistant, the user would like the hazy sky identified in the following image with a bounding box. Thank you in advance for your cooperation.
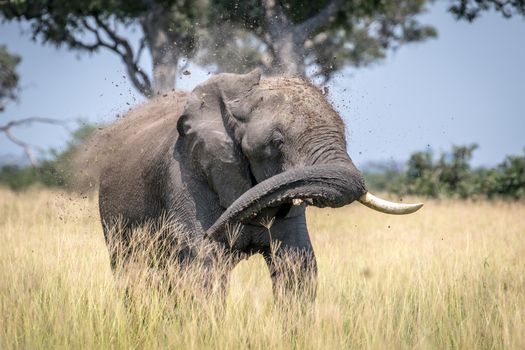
[1,2,524,167]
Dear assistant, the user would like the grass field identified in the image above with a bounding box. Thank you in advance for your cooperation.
[1,187,524,349]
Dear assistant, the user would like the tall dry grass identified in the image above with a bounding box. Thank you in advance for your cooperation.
[1,187,524,349]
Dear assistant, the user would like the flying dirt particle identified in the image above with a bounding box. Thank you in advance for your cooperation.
[183,70,191,76]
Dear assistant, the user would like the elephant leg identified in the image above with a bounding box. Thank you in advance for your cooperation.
[101,221,133,272]
[263,244,317,304]
[260,209,318,303]
[193,242,245,304]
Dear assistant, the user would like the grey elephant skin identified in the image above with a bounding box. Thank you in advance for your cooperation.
[88,70,375,299]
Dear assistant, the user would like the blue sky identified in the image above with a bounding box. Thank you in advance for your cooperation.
[1,2,524,167]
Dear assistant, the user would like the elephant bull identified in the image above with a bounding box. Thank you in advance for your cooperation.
[87,70,422,299]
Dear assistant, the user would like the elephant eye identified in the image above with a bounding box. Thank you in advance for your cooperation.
[271,130,284,150]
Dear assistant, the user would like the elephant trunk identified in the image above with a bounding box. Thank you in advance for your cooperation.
[206,161,424,240]
[206,163,365,239]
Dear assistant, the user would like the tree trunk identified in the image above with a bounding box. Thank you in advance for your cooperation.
[261,0,344,78]
[270,31,305,76]
[262,0,305,77]
[141,4,179,95]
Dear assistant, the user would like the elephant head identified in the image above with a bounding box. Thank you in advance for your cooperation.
[177,70,422,246]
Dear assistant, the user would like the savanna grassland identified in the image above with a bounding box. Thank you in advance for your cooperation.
[1,187,524,349]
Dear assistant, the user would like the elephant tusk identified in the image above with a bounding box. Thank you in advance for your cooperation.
[292,198,303,206]
[358,192,423,215]
[292,198,314,206]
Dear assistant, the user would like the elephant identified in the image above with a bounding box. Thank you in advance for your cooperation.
[87,70,422,300]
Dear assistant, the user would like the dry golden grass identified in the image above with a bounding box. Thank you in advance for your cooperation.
[1,187,524,349]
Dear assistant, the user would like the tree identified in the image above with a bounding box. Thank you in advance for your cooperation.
[448,0,525,21]
[405,149,440,197]
[0,44,20,112]
[483,150,525,199]
[198,0,436,82]
[1,0,206,97]
[436,144,478,198]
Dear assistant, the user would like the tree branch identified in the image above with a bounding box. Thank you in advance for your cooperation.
[65,16,153,97]
[134,37,147,66]
[0,117,66,166]
[94,15,153,97]
[295,0,344,38]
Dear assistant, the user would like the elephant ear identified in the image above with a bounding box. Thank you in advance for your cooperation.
[177,70,262,208]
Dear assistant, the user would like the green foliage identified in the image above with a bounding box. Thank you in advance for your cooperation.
[365,145,525,200]
[405,149,440,197]
[362,161,405,194]
[0,123,96,191]
[0,161,62,191]
[484,153,525,199]
[0,45,21,111]
[0,0,201,50]
[448,0,525,21]
[435,144,479,198]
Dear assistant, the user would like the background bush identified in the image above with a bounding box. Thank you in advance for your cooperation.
[363,144,525,200]
[0,124,95,191]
